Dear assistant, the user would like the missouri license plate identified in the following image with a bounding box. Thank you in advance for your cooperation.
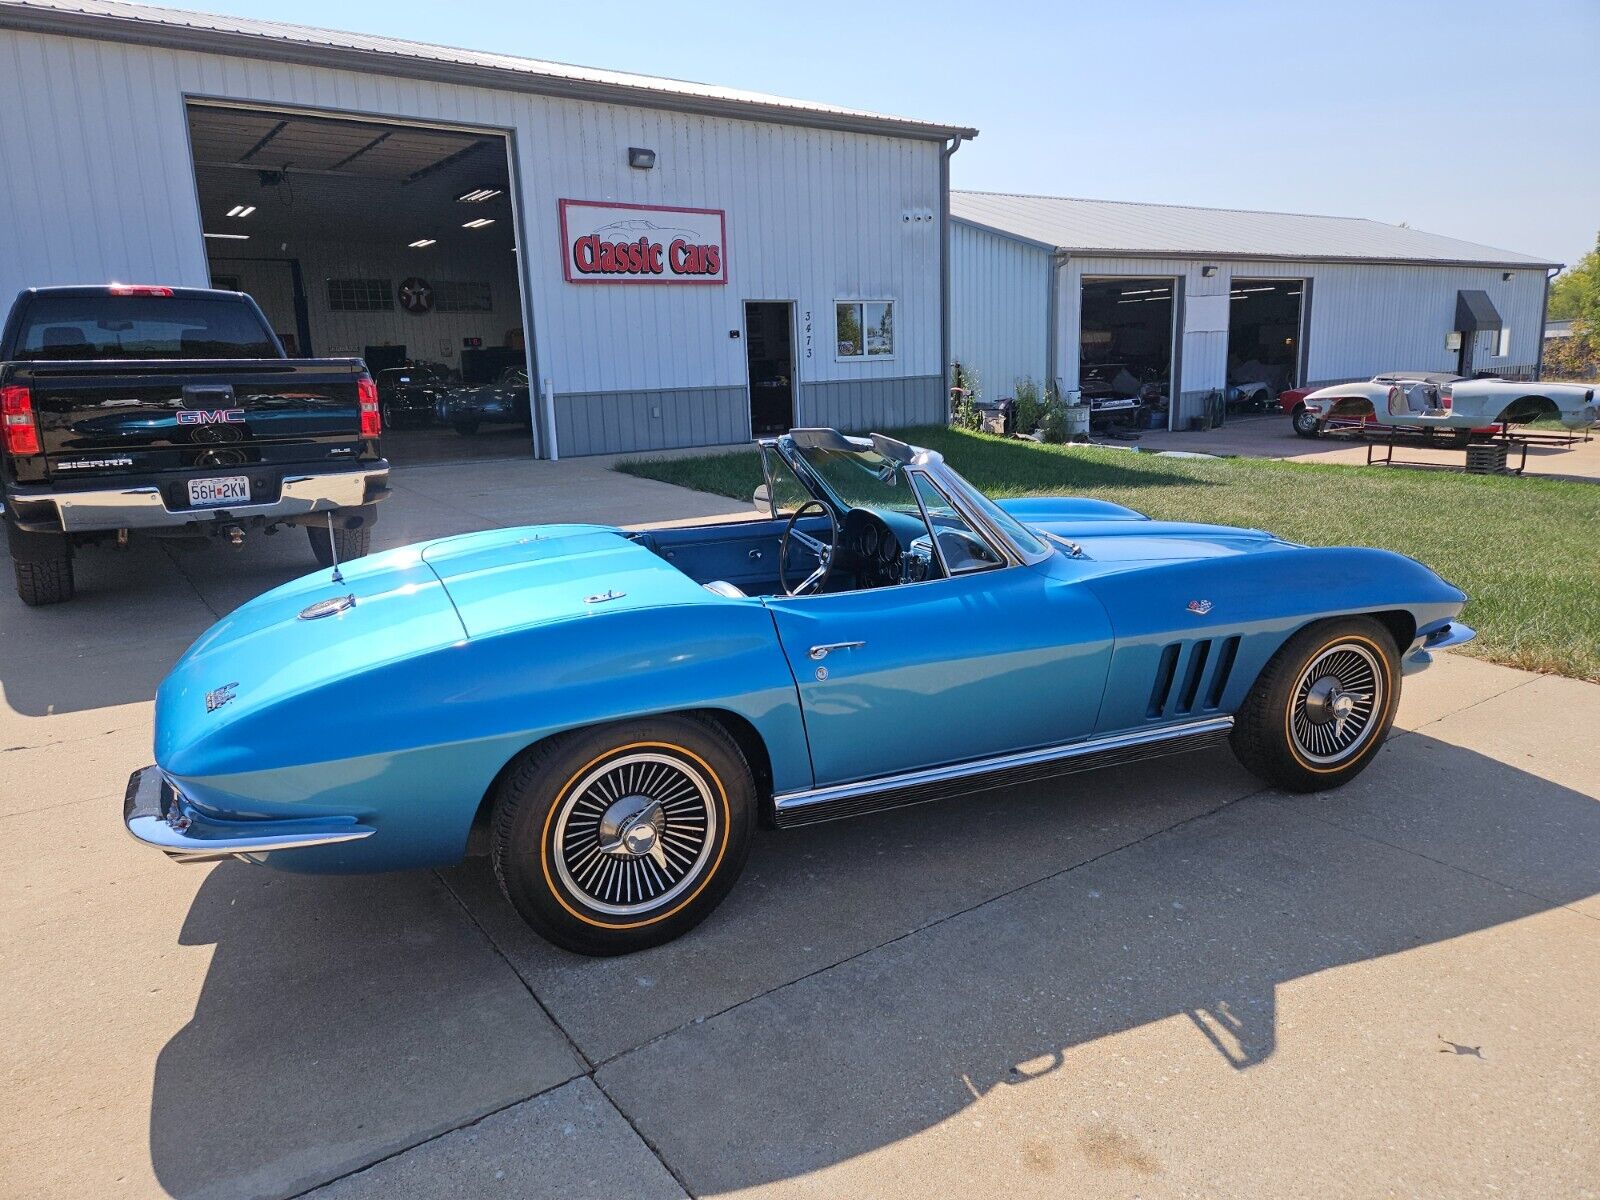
[187,476,250,507]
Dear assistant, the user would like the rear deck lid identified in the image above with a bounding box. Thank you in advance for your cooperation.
[421,525,712,639]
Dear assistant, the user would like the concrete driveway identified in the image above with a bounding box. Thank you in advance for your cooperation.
[2,457,1596,1199]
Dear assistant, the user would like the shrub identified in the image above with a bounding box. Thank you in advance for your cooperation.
[950,362,982,431]
[1013,377,1042,434]
[1037,381,1070,443]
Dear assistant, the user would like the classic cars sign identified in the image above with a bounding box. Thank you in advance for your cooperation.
[559,200,727,285]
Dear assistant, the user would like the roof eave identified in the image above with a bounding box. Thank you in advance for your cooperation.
[1047,245,1562,271]
[0,5,980,142]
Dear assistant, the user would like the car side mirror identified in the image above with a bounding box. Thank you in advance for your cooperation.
[753,483,774,518]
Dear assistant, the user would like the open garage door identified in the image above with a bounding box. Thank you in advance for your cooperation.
[1079,278,1177,432]
[186,103,534,466]
[1227,278,1305,412]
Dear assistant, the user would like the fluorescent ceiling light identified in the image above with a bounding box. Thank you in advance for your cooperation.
[203,232,249,240]
[462,218,495,229]
[1240,286,1277,293]
[1286,290,1302,296]
[408,238,436,248]
[457,188,502,203]
[226,205,256,218]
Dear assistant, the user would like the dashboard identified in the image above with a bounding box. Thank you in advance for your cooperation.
[839,507,934,587]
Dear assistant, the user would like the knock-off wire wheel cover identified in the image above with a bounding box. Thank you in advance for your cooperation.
[551,751,717,916]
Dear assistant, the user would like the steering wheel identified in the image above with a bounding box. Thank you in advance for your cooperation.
[779,500,840,596]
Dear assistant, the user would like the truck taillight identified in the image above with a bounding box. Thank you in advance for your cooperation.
[107,284,174,297]
[2,384,41,456]
[358,376,381,437]
[1440,388,1452,409]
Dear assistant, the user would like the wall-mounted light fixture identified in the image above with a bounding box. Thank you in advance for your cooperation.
[1502,272,1513,281]
[1201,265,1218,278]
[628,147,656,170]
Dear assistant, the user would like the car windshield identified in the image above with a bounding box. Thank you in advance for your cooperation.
[784,436,919,515]
[780,433,1049,561]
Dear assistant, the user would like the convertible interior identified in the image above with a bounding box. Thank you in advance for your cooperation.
[629,505,1005,600]
[628,435,1022,600]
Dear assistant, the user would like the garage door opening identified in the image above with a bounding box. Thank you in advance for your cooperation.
[1227,278,1305,411]
[185,103,533,466]
[1079,277,1176,431]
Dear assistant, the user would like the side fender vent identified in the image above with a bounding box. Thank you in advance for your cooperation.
[1148,635,1240,719]
[1206,636,1241,710]
[1147,642,1181,718]
[1175,639,1211,714]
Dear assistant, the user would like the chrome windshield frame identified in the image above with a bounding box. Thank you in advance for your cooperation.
[760,430,1052,568]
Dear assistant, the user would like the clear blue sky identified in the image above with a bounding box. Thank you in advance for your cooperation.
[158,0,1598,267]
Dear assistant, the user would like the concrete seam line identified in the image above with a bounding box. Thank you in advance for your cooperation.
[431,868,597,1071]
[157,540,223,621]
[589,1075,701,1199]
[279,1078,589,1200]
[1384,674,1545,746]
[1270,797,1600,926]
[591,779,1269,1072]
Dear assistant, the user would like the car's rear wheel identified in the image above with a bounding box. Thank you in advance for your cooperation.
[1291,406,1321,438]
[491,715,755,955]
[1230,617,1400,792]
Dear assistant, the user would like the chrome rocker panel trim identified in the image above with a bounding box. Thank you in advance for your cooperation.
[772,716,1235,829]
[1402,620,1477,676]
[123,765,375,864]
[15,467,388,532]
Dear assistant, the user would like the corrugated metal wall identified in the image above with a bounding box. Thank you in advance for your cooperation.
[0,28,944,456]
[949,221,1051,398]
[1052,257,1549,426]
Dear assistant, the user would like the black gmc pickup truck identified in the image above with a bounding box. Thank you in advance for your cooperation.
[1,285,388,605]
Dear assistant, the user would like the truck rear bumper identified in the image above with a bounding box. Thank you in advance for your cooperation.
[124,765,375,864]
[8,464,388,533]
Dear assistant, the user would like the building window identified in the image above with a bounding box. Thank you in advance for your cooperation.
[835,300,894,359]
[327,278,393,312]
[434,280,494,313]
[1497,326,1512,358]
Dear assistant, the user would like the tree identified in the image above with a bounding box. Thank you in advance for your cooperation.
[1545,233,1600,379]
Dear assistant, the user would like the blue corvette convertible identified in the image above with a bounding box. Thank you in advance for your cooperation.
[126,428,1473,954]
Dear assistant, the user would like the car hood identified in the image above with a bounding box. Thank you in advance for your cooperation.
[997,496,1294,571]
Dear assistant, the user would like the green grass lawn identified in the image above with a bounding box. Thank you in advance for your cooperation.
[618,425,1600,682]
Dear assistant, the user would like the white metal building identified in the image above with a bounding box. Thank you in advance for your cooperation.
[0,0,976,460]
[950,192,1561,429]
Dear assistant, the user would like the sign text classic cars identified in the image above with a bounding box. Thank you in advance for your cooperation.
[559,200,727,285]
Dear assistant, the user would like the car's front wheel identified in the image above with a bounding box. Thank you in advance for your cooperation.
[1291,406,1322,438]
[1230,617,1400,792]
[491,715,755,955]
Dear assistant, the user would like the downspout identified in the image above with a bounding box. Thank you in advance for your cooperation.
[1536,266,1558,381]
[939,135,967,401]
[1046,251,1068,393]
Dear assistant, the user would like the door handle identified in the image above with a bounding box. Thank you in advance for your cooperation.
[808,640,865,661]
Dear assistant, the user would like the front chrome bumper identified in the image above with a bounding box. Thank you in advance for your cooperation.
[123,766,374,864]
[14,467,387,533]
[1402,621,1477,675]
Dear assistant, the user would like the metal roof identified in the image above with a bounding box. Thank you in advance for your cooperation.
[951,191,1560,270]
[0,0,979,141]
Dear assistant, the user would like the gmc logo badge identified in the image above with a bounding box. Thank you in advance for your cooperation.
[177,409,246,425]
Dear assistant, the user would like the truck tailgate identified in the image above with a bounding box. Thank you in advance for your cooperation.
[21,358,363,480]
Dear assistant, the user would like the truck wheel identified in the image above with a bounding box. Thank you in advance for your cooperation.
[1292,406,1321,438]
[307,517,371,569]
[491,715,755,956]
[7,522,76,606]
[1230,617,1400,793]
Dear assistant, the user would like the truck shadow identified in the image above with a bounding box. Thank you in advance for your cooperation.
[145,735,1598,1197]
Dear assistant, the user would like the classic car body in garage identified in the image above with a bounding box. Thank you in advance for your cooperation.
[125,429,1472,954]
[1289,373,1597,439]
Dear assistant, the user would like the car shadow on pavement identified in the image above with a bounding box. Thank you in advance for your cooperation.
[146,735,1598,1198]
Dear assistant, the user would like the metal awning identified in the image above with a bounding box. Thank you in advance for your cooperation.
[1455,289,1502,333]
